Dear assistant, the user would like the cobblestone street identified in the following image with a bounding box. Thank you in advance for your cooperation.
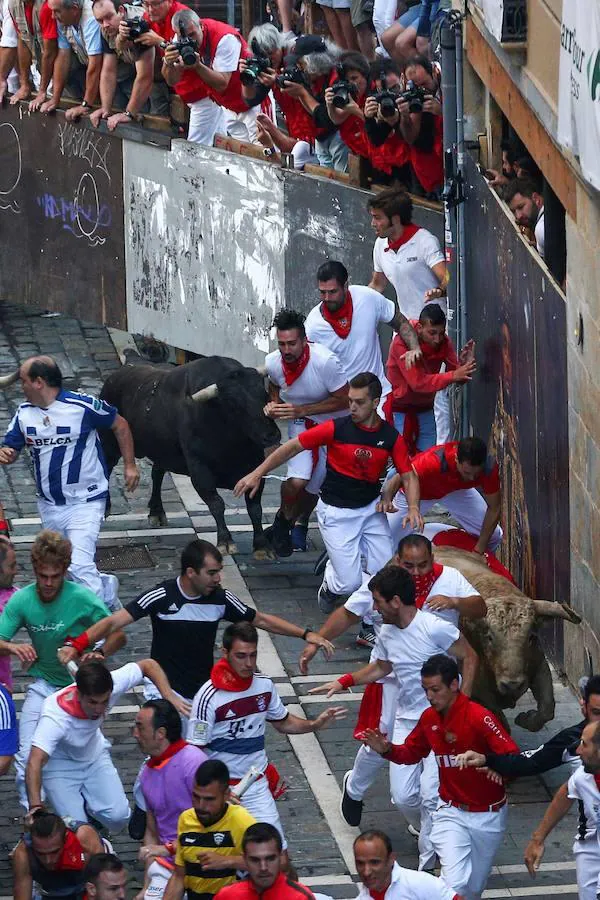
[0,305,584,898]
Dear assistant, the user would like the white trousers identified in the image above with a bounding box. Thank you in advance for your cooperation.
[574,840,600,900]
[235,775,288,850]
[388,488,503,552]
[15,678,56,808]
[390,716,439,870]
[434,388,451,444]
[318,496,393,595]
[430,802,507,899]
[373,0,396,43]
[42,746,131,833]
[346,679,399,800]
[187,96,226,145]
[223,106,259,143]
[144,861,172,900]
[37,499,120,610]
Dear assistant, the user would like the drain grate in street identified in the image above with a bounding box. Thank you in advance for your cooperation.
[95,544,155,571]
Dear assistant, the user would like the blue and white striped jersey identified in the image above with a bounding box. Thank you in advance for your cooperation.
[2,390,117,506]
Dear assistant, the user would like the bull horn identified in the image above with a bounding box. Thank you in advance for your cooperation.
[0,370,19,388]
[255,365,267,376]
[190,383,219,402]
[532,600,582,625]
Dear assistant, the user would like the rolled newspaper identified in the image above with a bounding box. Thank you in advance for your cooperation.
[230,766,262,799]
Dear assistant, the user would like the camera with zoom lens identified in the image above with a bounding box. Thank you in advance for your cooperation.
[330,66,358,109]
[399,78,427,113]
[177,23,199,66]
[123,16,150,39]
[371,70,398,119]
[275,65,307,89]
[240,39,271,86]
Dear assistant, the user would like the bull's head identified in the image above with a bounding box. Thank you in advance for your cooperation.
[0,371,19,388]
[189,366,280,454]
[466,597,581,703]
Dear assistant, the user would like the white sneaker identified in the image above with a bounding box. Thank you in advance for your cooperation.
[101,572,121,611]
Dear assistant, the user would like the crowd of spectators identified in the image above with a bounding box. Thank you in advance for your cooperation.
[0,0,448,194]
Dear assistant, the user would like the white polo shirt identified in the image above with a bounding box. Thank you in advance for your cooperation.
[373,228,445,319]
[265,342,348,435]
[356,861,457,900]
[373,609,459,719]
[305,285,394,396]
[31,663,143,763]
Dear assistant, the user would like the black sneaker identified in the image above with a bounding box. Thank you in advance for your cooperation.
[265,511,293,557]
[355,624,376,649]
[340,771,363,827]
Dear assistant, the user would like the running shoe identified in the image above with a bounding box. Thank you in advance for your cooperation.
[355,624,376,649]
[317,578,337,614]
[340,771,363,827]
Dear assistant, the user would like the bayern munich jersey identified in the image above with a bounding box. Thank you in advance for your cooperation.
[2,390,117,505]
[187,674,289,778]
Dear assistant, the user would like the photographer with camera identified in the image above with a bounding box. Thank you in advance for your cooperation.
[161,8,253,145]
[363,58,410,183]
[90,0,167,129]
[396,54,443,196]
[239,27,318,167]
[324,51,370,164]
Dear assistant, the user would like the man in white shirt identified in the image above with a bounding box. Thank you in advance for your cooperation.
[367,189,451,443]
[301,534,484,832]
[25,657,187,831]
[524,720,600,900]
[187,621,345,858]
[264,307,349,556]
[505,179,545,258]
[0,356,139,611]
[353,829,461,900]
[311,565,478,871]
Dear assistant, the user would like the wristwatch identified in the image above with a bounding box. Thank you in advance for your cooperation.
[80,99,90,108]
[263,147,276,157]
[159,40,168,50]
[302,626,314,640]
[124,110,135,121]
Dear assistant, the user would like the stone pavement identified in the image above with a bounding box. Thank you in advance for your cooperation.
[0,304,584,898]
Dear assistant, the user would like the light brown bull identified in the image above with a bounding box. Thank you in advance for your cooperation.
[433,546,581,732]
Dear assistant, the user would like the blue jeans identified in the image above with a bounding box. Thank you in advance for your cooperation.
[393,409,437,453]
[315,130,349,172]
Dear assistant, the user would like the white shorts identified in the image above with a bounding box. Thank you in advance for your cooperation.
[235,774,288,850]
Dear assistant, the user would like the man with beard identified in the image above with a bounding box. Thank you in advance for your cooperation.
[505,179,545,257]
[163,759,256,900]
[263,308,349,557]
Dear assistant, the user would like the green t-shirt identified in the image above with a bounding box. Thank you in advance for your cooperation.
[0,581,110,687]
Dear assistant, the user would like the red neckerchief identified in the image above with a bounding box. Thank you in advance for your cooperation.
[56,686,89,720]
[281,342,311,386]
[412,562,444,608]
[56,829,87,871]
[320,291,353,339]
[369,888,388,900]
[146,738,188,769]
[210,657,253,692]
[594,774,600,792]
[384,223,421,252]
[412,320,449,363]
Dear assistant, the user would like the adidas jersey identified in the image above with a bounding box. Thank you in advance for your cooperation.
[187,673,288,779]
[3,390,117,506]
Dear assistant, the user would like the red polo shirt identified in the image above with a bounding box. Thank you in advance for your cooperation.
[215,873,315,899]
[410,442,500,500]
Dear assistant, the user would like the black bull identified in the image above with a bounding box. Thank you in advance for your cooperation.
[99,356,281,558]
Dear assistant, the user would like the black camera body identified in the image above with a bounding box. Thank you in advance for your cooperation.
[400,79,427,113]
[240,55,271,86]
[123,16,150,39]
[275,65,307,89]
[330,66,359,109]
[177,23,199,66]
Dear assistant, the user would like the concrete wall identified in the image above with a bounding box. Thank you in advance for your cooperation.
[565,183,600,676]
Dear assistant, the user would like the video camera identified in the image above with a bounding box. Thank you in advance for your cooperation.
[240,38,271,87]
[399,79,427,113]
[330,64,358,109]
[275,65,307,89]
[123,16,150,39]
[177,22,199,66]
[370,68,398,119]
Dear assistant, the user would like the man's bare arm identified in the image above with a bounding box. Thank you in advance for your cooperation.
[524,782,573,877]
[12,843,34,900]
[25,746,49,810]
